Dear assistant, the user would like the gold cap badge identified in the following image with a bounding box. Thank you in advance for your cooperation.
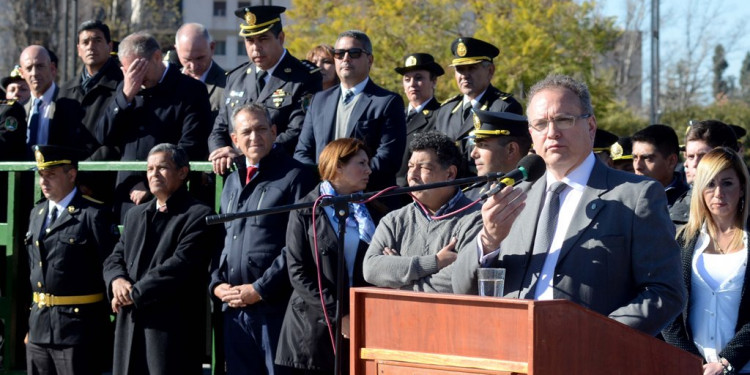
[405,56,417,67]
[245,12,257,26]
[457,42,467,57]
[610,142,623,159]
[35,149,44,165]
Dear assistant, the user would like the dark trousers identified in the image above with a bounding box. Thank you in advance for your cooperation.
[26,341,97,375]
[224,308,291,375]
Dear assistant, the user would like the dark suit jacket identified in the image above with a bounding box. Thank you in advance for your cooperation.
[209,147,314,312]
[208,52,322,154]
[452,158,686,335]
[275,186,371,371]
[662,230,750,370]
[204,60,227,123]
[294,80,406,189]
[102,187,223,375]
[96,64,212,213]
[396,97,441,187]
[25,191,118,346]
[59,57,123,161]
[24,84,94,158]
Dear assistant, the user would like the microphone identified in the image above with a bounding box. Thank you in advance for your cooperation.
[479,154,546,200]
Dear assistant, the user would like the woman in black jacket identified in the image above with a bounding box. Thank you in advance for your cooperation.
[276,138,375,374]
[663,147,750,375]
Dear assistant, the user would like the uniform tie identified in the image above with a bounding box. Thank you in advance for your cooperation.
[256,70,267,96]
[462,101,473,121]
[406,108,416,122]
[527,181,567,295]
[245,166,258,184]
[342,89,354,104]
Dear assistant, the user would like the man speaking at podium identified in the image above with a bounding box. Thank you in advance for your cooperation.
[452,74,685,336]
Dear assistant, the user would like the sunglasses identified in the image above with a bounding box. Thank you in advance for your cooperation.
[333,48,370,60]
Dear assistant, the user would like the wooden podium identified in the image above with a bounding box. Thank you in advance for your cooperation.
[350,287,702,375]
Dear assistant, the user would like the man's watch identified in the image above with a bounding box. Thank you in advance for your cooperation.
[720,358,735,375]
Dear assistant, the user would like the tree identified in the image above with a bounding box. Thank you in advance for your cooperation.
[740,52,750,100]
[712,44,729,101]
[286,0,621,119]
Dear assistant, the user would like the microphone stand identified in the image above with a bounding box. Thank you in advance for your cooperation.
[205,171,506,375]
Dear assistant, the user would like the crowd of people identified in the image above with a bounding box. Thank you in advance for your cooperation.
[1,4,749,375]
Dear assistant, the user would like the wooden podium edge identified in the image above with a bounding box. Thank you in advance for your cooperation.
[360,347,529,373]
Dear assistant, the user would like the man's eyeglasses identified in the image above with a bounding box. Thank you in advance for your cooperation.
[529,114,591,132]
[333,48,370,60]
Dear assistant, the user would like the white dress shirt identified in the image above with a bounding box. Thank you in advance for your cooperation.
[689,226,748,371]
[535,153,596,300]
[30,82,57,146]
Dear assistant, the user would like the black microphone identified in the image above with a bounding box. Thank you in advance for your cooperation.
[479,154,546,200]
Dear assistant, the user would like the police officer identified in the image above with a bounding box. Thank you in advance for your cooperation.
[395,52,444,187]
[435,37,522,174]
[593,128,619,167]
[2,65,30,105]
[611,136,634,173]
[208,5,322,175]
[462,110,530,200]
[25,145,118,375]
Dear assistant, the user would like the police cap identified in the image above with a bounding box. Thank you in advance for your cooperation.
[395,53,445,77]
[235,5,286,37]
[470,110,528,140]
[594,128,619,153]
[611,137,633,161]
[1,66,23,89]
[449,37,499,67]
[34,145,80,170]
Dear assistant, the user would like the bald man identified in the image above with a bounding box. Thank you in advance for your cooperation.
[175,23,226,122]
[19,45,90,156]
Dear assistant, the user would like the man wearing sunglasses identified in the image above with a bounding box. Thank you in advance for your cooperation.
[435,37,523,175]
[294,30,406,192]
[208,5,322,175]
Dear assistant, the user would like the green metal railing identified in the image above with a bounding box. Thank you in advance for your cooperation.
[0,161,223,374]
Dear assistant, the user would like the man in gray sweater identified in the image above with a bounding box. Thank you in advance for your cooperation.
[363,131,482,292]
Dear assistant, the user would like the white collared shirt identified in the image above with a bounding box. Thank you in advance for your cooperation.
[256,49,287,86]
[534,152,596,300]
[340,76,369,101]
[463,89,487,110]
[181,61,213,83]
[46,187,77,227]
[409,97,434,114]
[30,82,57,146]
[689,226,748,371]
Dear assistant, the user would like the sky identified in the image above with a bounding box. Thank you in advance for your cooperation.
[599,0,750,101]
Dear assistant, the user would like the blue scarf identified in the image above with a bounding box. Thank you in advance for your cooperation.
[320,181,376,244]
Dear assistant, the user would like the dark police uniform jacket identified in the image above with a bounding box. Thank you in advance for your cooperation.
[0,100,27,160]
[435,85,523,173]
[208,52,322,155]
[102,187,223,375]
[25,191,119,346]
[396,97,441,187]
[209,147,314,314]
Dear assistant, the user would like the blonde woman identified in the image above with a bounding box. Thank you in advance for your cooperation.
[663,147,750,375]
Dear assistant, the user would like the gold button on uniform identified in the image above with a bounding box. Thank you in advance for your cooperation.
[74,308,79,313]
[37,282,42,288]
[35,240,39,246]
[68,238,74,244]
[45,228,51,233]
[39,261,42,267]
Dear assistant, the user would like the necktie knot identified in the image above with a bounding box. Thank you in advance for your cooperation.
[256,70,267,95]
[462,101,473,120]
[49,206,58,224]
[343,89,355,104]
[245,166,258,184]
[407,108,416,121]
[548,181,567,197]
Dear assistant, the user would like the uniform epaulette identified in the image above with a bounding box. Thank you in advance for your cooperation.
[441,94,461,106]
[82,195,104,205]
[497,89,514,101]
[300,59,321,74]
[0,99,16,106]
[225,61,250,77]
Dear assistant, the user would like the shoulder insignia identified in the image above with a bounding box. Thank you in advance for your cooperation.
[498,90,513,101]
[82,195,104,205]
[0,99,16,105]
[441,94,461,106]
[300,59,321,74]
[3,116,18,131]
[480,103,488,110]
[225,61,250,77]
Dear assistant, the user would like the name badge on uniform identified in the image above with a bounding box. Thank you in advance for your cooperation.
[271,89,288,108]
